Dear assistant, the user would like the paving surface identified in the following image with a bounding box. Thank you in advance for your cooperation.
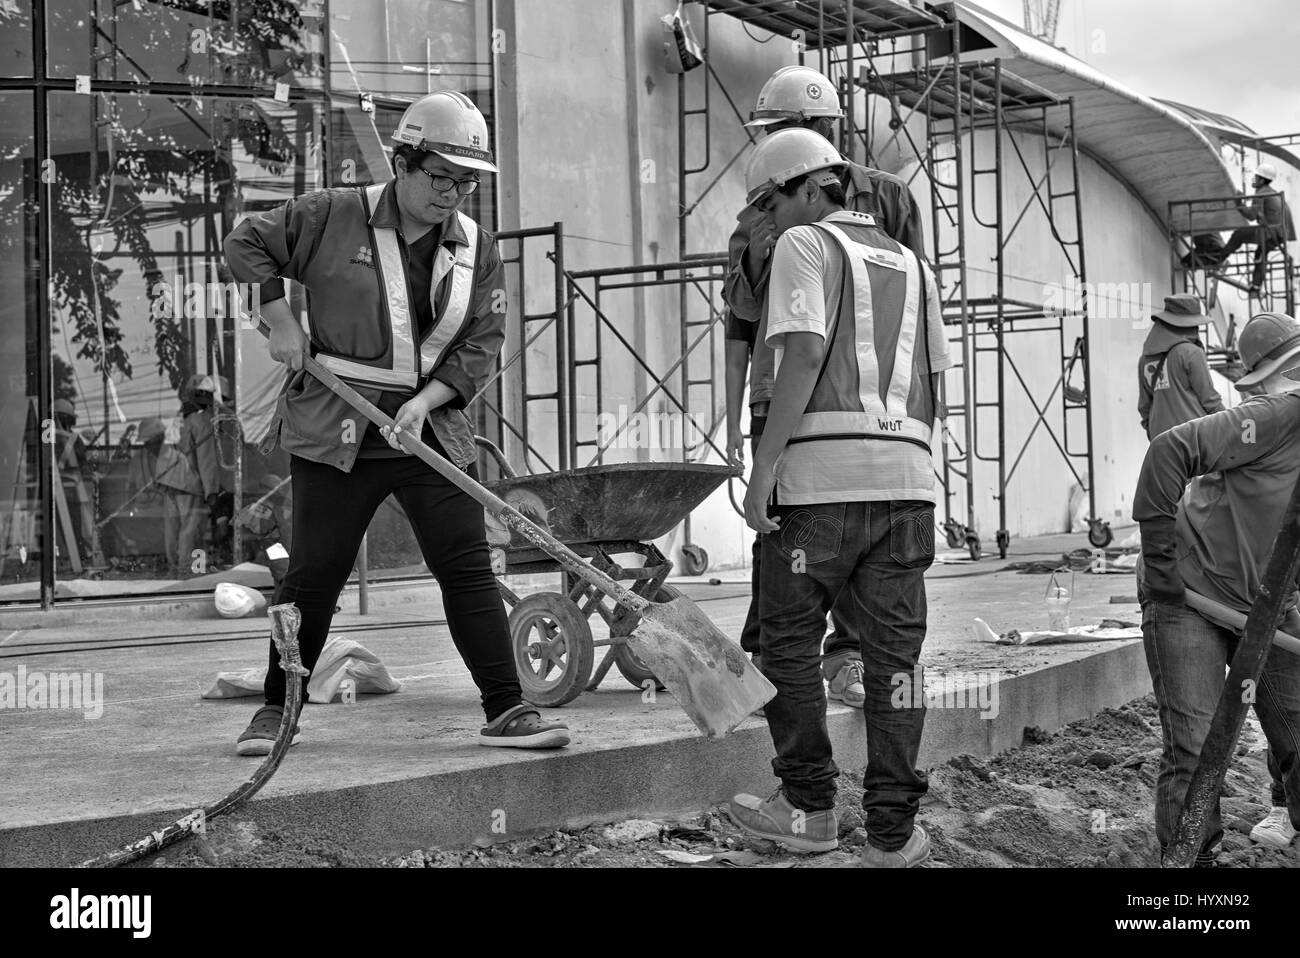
[0,528,1152,865]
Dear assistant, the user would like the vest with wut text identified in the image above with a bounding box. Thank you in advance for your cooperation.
[316,183,480,390]
[788,214,936,458]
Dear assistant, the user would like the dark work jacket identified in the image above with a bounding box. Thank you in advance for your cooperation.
[1137,323,1223,440]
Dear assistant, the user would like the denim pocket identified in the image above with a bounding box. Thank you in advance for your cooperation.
[889,501,935,568]
[774,503,846,566]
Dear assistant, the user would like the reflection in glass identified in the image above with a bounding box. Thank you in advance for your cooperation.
[1,0,33,78]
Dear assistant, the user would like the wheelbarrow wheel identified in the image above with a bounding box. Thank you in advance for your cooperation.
[613,584,680,692]
[509,592,594,708]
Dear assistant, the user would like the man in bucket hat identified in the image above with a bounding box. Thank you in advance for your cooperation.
[1133,311,1300,864]
[1137,293,1224,440]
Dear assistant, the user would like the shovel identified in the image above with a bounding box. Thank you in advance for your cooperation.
[256,324,775,739]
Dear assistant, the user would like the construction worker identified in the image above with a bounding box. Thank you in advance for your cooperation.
[137,416,205,577]
[1134,311,1300,864]
[725,64,926,709]
[223,90,569,755]
[728,130,951,865]
[1209,164,1296,296]
[177,374,235,567]
[52,397,97,566]
[1137,293,1223,440]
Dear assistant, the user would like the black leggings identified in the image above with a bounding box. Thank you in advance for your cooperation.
[263,453,522,722]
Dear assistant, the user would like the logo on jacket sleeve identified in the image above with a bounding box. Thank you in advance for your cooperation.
[350,245,375,269]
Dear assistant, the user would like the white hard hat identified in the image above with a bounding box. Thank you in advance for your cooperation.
[214,582,263,619]
[1253,163,1278,182]
[746,65,844,129]
[744,128,847,206]
[1235,312,1300,389]
[392,90,497,173]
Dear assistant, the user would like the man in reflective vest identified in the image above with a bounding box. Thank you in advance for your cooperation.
[223,91,569,754]
[724,65,927,710]
[727,130,952,867]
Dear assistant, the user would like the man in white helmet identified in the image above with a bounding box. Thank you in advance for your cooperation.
[1210,164,1296,296]
[224,90,570,755]
[1134,311,1300,863]
[725,65,927,712]
[727,129,951,866]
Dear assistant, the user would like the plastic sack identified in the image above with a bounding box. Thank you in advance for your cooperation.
[661,2,703,74]
[200,637,403,703]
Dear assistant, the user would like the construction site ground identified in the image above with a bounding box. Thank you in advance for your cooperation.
[3,526,1296,868]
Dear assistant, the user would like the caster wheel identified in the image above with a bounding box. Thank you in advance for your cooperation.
[509,592,593,707]
[1087,519,1114,549]
[944,519,966,550]
[966,533,982,562]
[680,543,709,577]
[996,529,1010,560]
[614,585,677,692]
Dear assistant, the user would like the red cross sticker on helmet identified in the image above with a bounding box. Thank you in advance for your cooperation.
[745,65,845,128]
[392,91,498,173]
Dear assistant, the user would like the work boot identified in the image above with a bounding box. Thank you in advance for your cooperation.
[827,659,866,709]
[860,825,931,868]
[726,788,839,853]
[1250,807,1298,849]
[478,703,570,749]
[236,704,302,757]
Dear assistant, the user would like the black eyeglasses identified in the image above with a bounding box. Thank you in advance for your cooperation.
[415,166,480,196]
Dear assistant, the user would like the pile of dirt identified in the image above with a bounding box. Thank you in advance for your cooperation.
[148,695,1298,868]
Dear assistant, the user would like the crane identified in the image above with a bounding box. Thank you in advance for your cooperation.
[1022,0,1063,45]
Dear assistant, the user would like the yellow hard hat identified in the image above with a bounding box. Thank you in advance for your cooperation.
[744,128,847,206]
[746,65,845,128]
[392,91,497,173]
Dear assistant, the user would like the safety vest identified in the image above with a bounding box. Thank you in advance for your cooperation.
[787,213,935,454]
[316,183,480,390]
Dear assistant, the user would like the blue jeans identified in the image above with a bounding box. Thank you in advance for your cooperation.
[739,415,858,668]
[1141,598,1300,861]
[758,499,934,852]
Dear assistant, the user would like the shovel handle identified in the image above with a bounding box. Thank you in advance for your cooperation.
[254,319,649,613]
[1185,589,1300,657]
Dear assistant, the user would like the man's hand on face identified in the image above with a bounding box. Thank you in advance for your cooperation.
[743,460,780,534]
[751,214,779,261]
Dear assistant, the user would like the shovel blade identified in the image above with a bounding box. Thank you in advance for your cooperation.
[627,596,776,740]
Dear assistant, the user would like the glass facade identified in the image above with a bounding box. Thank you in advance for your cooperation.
[5,0,496,605]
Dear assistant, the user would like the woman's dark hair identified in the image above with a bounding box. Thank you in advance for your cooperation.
[775,170,848,207]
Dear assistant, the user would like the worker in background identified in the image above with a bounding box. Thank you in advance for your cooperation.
[729,130,951,865]
[52,397,97,566]
[724,65,927,710]
[1134,311,1300,865]
[1208,164,1296,297]
[1137,293,1223,440]
[224,90,569,756]
[177,373,235,565]
[139,416,206,577]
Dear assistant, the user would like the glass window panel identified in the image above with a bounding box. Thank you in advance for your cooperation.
[0,92,39,599]
[47,0,325,91]
[47,90,320,593]
[1,0,34,78]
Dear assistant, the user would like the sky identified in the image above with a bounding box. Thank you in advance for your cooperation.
[975,0,1300,137]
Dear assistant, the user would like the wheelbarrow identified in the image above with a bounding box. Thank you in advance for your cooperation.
[478,438,740,707]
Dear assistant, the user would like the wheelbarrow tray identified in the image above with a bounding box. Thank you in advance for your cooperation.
[484,462,739,547]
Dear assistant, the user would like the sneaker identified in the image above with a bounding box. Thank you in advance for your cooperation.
[827,660,866,709]
[1250,807,1298,850]
[726,788,839,853]
[236,704,302,757]
[479,704,570,749]
[860,825,931,868]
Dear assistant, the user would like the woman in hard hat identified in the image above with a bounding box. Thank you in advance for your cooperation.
[224,91,569,755]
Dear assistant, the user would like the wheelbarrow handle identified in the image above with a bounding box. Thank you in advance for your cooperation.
[254,320,648,613]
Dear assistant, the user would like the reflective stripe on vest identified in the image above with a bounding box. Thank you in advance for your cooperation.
[317,183,479,389]
[789,219,933,451]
